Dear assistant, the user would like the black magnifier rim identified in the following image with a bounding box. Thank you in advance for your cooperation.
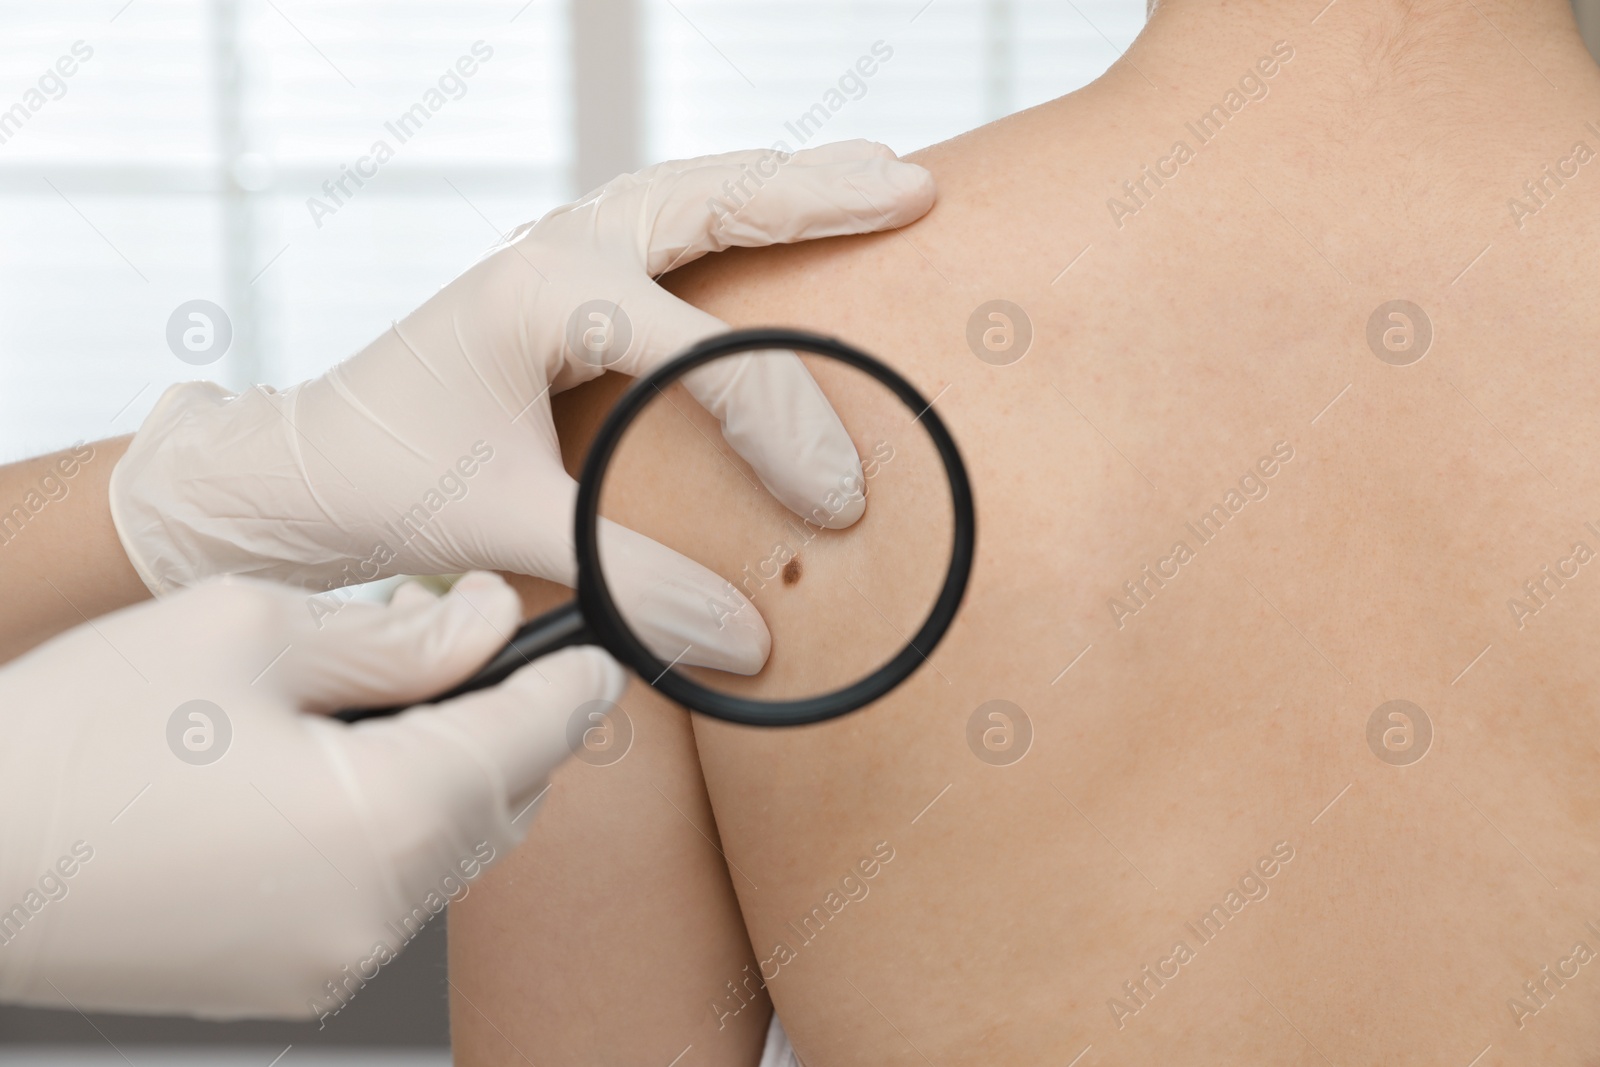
[575,327,975,728]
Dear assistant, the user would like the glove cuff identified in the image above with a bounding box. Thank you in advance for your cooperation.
[110,381,233,593]
[109,380,343,593]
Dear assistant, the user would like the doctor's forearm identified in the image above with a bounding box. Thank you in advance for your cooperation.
[0,437,149,664]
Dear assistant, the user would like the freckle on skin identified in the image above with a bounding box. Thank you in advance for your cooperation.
[783,558,802,586]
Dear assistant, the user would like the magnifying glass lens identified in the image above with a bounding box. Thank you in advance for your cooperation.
[594,350,957,707]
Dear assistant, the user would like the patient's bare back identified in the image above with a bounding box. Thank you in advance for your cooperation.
[451,2,1600,1063]
[659,4,1600,1064]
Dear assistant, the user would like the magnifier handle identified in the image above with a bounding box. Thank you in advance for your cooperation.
[333,600,593,724]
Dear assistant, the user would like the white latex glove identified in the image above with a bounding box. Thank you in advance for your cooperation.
[0,571,620,1020]
[111,140,936,674]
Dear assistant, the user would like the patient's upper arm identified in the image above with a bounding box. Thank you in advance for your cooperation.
[447,375,774,1067]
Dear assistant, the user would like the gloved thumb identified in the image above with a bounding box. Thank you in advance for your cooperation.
[492,475,771,676]
[275,572,521,714]
[428,648,627,808]
[319,648,626,907]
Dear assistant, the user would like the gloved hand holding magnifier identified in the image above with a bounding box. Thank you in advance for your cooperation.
[339,327,976,728]
[0,141,960,1024]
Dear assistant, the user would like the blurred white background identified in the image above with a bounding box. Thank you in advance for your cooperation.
[0,0,1145,465]
[0,0,1142,1059]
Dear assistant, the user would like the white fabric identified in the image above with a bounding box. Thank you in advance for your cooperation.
[759,1011,799,1067]
[110,140,936,677]
[0,572,623,1019]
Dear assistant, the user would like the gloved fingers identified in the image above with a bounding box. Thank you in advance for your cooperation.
[317,647,624,915]
[276,571,521,714]
[595,515,771,675]
[488,474,769,675]
[599,288,866,528]
[428,647,628,809]
[602,139,935,275]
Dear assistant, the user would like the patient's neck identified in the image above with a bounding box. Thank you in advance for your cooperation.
[1146,0,1576,34]
[1066,0,1600,279]
[1133,0,1593,100]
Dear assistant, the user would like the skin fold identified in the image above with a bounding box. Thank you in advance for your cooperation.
[452,1,1600,1062]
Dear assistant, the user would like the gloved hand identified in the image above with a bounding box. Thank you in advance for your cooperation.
[110,140,936,674]
[0,571,620,1019]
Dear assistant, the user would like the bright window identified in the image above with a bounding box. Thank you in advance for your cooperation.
[0,0,1141,464]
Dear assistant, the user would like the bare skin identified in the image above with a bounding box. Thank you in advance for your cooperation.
[0,436,149,663]
[452,0,1600,1063]
[447,398,778,1067]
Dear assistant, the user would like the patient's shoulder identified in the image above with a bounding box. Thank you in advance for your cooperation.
[664,95,1120,333]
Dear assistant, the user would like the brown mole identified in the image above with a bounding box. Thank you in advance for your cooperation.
[782,557,802,586]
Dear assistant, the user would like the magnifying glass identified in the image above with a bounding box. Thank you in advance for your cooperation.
[336,327,975,729]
